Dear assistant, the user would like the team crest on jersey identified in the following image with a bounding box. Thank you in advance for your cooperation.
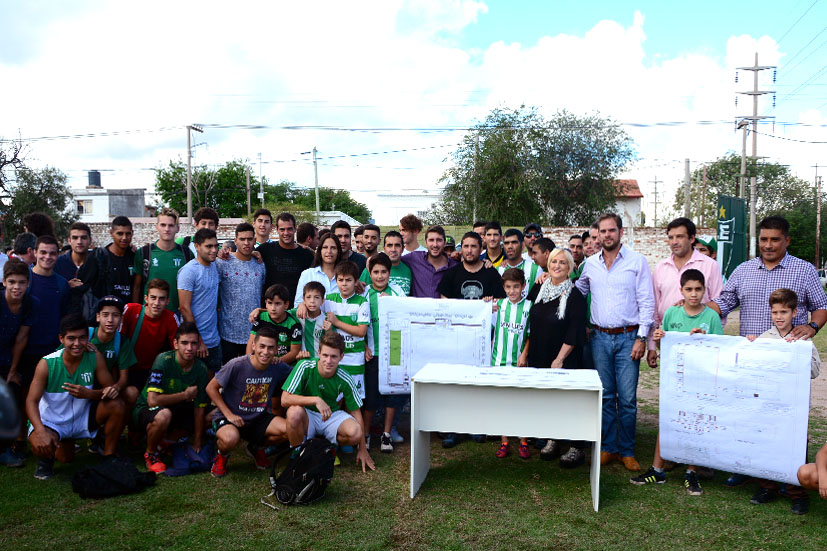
[279,333,287,342]
[106,350,115,359]
[128,266,135,276]
[81,372,93,384]
[152,258,159,267]
[350,312,358,322]
[173,258,182,267]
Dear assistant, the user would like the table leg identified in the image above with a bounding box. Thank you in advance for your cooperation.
[410,428,431,498]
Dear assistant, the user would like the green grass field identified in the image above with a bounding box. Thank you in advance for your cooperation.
[3,324,827,551]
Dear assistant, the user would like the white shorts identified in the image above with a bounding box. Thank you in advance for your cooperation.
[28,417,97,442]
[305,409,354,445]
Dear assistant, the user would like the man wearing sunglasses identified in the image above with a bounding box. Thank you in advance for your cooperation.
[523,223,543,261]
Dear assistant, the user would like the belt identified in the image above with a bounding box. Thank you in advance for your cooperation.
[593,324,639,335]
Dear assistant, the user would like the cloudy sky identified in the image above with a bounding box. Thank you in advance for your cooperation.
[2,0,826,225]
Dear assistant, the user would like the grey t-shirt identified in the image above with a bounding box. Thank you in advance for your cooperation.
[177,259,220,348]
[212,355,280,423]
[216,255,265,344]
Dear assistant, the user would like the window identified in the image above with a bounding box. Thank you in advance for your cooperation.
[77,200,93,215]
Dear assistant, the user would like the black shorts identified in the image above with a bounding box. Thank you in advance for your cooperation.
[128,369,151,392]
[221,340,248,366]
[364,357,384,410]
[137,403,195,434]
[213,412,276,447]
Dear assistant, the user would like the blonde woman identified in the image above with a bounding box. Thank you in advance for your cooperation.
[525,247,588,467]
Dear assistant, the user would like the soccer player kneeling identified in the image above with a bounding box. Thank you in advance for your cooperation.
[281,332,375,472]
[207,326,289,477]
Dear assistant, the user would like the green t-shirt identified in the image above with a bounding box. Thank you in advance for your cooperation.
[251,310,302,358]
[134,242,189,311]
[360,262,413,296]
[58,329,138,375]
[282,358,362,413]
[134,350,209,420]
[661,305,724,335]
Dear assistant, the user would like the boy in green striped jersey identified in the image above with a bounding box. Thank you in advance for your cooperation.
[498,229,543,299]
[294,281,327,361]
[247,284,301,365]
[26,314,126,479]
[363,253,405,453]
[492,268,533,460]
[322,261,369,400]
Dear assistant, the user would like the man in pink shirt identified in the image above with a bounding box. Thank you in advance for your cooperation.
[647,218,723,367]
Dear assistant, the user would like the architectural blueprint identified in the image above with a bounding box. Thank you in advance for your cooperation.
[659,332,813,485]
[378,297,491,394]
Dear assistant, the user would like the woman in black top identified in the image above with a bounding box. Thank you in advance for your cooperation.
[526,247,588,467]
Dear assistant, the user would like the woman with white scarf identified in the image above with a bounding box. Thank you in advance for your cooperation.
[525,247,588,467]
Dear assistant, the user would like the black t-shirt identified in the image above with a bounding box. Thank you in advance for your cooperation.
[344,251,367,274]
[437,263,506,300]
[525,284,587,369]
[75,245,136,305]
[257,241,314,306]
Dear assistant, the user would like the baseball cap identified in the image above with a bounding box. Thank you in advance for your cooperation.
[695,235,717,253]
[444,236,456,248]
[523,223,542,234]
[97,295,124,313]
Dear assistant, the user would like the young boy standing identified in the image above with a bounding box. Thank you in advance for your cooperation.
[747,288,820,515]
[293,281,326,361]
[322,262,369,399]
[492,268,533,460]
[363,253,405,453]
[631,269,723,495]
[247,284,301,366]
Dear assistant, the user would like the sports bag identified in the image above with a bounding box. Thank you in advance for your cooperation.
[267,438,336,506]
[71,456,156,499]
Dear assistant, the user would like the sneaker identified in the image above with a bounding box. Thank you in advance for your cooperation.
[0,448,25,468]
[684,471,703,496]
[539,440,559,461]
[34,458,54,480]
[791,497,809,515]
[380,432,393,453]
[389,427,404,444]
[518,442,530,460]
[365,435,371,450]
[496,442,510,458]
[245,443,269,470]
[144,451,167,474]
[88,441,103,455]
[471,434,486,443]
[630,466,666,485]
[211,452,228,477]
[559,447,586,469]
[725,473,750,487]
[441,433,459,449]
[750,487,777,505]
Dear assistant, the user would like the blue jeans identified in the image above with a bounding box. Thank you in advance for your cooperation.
[590,330,640,457]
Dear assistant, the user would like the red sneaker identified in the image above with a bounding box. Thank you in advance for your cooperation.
[518,442,531,460]
[144,451,167,473]
[496,442,510,458]
[245,443,269,470]
[211,452,228,478]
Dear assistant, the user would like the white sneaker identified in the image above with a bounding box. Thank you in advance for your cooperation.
[380,432,394,453]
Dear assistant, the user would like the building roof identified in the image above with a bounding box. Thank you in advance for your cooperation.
[613,179,643,199]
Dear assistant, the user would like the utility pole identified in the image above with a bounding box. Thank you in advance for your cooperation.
[737,119,749,198]
[186,124,204,223]
[649,175,661,227]
[245,165,251,217]
[312,146,320,215]
[816,164,822,268]
[473,132,480,221]
[258,152,263,207]
[701,165,707,228]
[683,159,691,218]
[736,52,775,258]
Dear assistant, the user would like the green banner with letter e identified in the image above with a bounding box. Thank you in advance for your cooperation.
[716,195,747,280]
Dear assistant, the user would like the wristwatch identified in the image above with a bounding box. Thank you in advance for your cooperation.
[636,335,647,343]
[808,321,820,334]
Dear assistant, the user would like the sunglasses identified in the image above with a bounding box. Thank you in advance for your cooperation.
[525,232,542,238]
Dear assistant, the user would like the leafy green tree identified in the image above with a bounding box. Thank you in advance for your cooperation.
[426,106,635,226]
[1,166,77,244]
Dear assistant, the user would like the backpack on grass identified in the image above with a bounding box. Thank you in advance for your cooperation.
[266,438,336,506]
[71,456,156,499]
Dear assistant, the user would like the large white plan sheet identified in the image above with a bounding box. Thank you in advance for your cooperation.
[378,297,491,394]
[659,332,812,485]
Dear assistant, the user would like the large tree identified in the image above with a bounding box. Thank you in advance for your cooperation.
[1,166,77,244]
[0,135,28,198]
[426,106,636,226]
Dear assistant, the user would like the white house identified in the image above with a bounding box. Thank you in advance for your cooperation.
[613,179,644,228]
[70,171,147,223]
[366,189,442,225]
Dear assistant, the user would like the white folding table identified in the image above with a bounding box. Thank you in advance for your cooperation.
[410,363,604,511]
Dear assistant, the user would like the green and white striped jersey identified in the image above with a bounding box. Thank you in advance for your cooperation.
[498,259,543,298]
[288,307,325,358]
[323,292,370,376]
[366,283,404,357]
[491,297,532,367]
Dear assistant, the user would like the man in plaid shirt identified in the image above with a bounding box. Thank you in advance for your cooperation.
[708,216,827,339]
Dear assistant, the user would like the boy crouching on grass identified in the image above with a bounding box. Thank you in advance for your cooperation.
[491,268,533,460]
[746,288,820,515]
[282,331,374,472]
[631,269,723,495]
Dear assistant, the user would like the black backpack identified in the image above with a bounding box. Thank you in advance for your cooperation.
[140,241,193,282]
[71,456,156,499]
[267,438,336,506]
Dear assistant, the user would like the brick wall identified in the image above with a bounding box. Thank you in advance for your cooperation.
[87,218,247,248]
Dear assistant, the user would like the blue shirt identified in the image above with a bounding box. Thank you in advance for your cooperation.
[177,259,220,348]
[25,271,70,356]
[0,292,39,366]
[54,251,83,282]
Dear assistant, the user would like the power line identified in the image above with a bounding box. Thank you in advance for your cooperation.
[752,129,827,144]
[777,0,820,45]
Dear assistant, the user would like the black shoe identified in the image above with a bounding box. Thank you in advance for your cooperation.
[791,497,809,515]
[441,433,459,448]
[725,473,750,487]
[684,471,703,496]
[559,447,586,469]
[750,488,777,505]
[34,458,54,480]
[534,439,547,450]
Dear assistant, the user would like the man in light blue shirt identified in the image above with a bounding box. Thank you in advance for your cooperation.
[178,228,221,375]
[576,213,654,472]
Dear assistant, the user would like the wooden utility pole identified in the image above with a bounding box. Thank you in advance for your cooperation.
[246,166,251,216]
[649,175,661,227]
[701,165,707,227]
